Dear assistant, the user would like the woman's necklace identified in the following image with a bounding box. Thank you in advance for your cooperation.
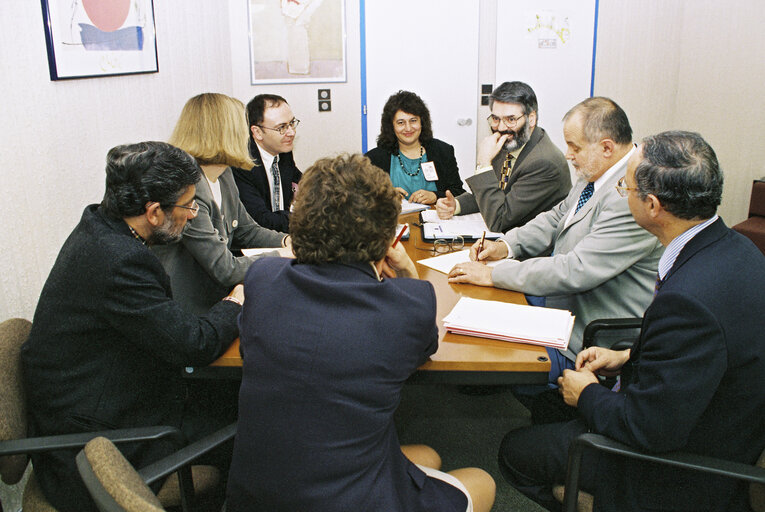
[396,146,424,177]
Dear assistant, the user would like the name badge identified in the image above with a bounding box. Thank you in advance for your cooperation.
[421,161,438,181]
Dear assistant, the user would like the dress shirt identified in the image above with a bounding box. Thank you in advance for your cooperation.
[658,215,719,279]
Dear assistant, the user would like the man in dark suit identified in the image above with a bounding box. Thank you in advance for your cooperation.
[232,94,302,233]
[498,131,765,511]
[21,142,244,512]
[436,81,571,232]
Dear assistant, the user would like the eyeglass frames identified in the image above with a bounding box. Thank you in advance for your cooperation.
[615,177,639,198]
[486,113,526,128]
[414,235,465,255]
[172,200,199,217]
[257,118,300,136]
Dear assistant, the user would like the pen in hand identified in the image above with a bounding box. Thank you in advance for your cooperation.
[476,231,486,262]
[392,225,408,248]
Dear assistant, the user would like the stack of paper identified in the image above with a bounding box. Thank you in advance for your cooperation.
[420,211,502,240]
[442,297,575,349]
[401,199,430,214]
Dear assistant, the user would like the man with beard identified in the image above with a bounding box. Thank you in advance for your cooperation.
[436,81,570,232]
[21,142,243,512]
[447,98,663,406]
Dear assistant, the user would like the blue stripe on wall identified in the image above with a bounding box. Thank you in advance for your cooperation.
[359,0,368,152]
[590,0,600,97]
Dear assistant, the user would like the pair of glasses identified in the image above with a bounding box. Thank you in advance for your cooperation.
[414,235,465,255]
[615,177,639,198]
[172,200,199,217]
[487,113,526,128]
[257,118,300,135]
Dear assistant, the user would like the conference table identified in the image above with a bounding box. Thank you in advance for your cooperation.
[185,212,550,385]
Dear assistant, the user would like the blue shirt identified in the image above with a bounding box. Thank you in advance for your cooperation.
[389,152,437,196]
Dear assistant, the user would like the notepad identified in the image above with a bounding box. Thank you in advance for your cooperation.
[419,211,503,241]
[417,249,508,274]
[443,297,575,349]
[401,199,430,214]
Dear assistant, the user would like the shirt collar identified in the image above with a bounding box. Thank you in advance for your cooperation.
[658,215,719,280]
[592,144,636,192]
[255,142,278,170]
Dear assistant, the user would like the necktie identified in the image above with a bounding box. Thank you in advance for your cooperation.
[270,157,281,211]
[575,182,594,213]
[653,273,664,297]
[500,153,514,190]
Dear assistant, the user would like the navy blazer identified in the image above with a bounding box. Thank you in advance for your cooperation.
[21,205,241,512]
[227,258,463,511]
[365,138,466,199]
[232,141,302,233]
[578,218,765,511]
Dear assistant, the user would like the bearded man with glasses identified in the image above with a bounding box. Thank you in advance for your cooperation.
[436,81,571,232]
[233,93,303,233]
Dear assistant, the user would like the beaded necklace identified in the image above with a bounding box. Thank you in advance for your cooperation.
[396,146,424,177]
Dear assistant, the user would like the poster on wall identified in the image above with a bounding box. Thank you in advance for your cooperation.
[248,0,346,84]
[40,0,159,80]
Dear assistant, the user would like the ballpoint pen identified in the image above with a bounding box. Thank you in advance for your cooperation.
[392,225,408,248]
[477,231,486,260]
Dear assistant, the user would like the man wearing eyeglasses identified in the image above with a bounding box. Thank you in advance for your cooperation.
[233,94,302,233]
[435,81,571,232]
[21,142,245,512]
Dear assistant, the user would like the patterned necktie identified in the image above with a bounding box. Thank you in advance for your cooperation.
[270,157,281,211]
[575,182,595,213]
[500,153,514,190]
[653,273,664,297]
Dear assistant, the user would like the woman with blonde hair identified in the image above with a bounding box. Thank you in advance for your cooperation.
[154,93,290,315]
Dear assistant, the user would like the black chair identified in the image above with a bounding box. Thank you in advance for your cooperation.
[732,179,765,256]
[562,433,765,512]
[76,422,237,512]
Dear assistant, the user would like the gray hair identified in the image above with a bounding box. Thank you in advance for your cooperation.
[635,131,723,220]
[563,97,632,145]
[489,81,538,115]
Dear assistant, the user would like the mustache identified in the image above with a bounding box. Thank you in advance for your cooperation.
[493,128,517,137]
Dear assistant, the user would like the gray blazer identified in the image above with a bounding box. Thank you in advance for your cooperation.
[153,167,284,315]
[456,127,571,232]
[492,152,664,360]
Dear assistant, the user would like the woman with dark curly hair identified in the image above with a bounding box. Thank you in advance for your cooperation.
[366,90,466,205]
[228,153,495,512]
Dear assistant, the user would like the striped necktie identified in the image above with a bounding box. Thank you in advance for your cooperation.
[500,153,514,190]
[270,157,281,211]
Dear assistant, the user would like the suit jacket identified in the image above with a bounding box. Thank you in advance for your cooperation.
[152,167,284,315]
[493,153,664,359]
[21,205,241,512]
[232,141,301,232]
[365,138,466,198]
[578,219,765,511]
[227,259,457,512]
[457,127,571,232]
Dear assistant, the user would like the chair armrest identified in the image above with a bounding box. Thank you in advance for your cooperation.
[563,433,765,512]
[138,422,237,485]
[582,318,642,349]
[0,425,183,457]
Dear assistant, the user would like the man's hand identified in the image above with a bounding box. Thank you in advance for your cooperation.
[436,190,456,219]
[575,346,631,377]
[469,239,508,262]
[229,284,245,305]
[476,132,509,168]
[381,243,418,279]
[447,261,493,286]
[557,368,598,407]
[410,189,437,205]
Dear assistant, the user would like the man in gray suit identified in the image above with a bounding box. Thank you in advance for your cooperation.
[448,97,663,388]
[435,81,571,232]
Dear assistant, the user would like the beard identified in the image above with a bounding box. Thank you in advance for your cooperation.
[148,215,184,245]
[494,121,533,152]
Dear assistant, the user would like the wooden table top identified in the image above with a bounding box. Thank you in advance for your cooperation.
[205,212,550,384]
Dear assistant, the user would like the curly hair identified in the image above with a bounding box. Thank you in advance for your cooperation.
[169,93,253,169]
[375,90,433,153]
[290,154,401,264]
[101,141,201,219]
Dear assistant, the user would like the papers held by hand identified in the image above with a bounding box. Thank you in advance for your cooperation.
[419,211,502,240]
[418,249,506,274]
[401,199,430,215]
[443,297,575,350]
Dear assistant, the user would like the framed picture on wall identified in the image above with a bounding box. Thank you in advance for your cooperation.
[248,0,347,84]
[40,0,159,80]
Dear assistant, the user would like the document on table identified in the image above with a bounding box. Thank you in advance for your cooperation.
[396,223,410,240]
[443,297,575,349]
[419,211,502,240]
[401,199,430,214]
[417,249,510,274]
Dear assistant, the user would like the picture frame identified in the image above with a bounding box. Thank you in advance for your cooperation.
[40,0,159,81]
[248,0,347,85]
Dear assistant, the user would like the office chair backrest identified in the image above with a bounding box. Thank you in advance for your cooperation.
[0,318,32,485]
[76,437,165,512]
[750,180,765,218]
